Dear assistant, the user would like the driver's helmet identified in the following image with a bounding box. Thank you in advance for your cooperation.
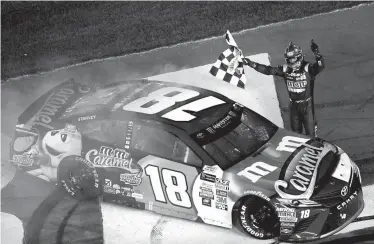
[284,42,304,70]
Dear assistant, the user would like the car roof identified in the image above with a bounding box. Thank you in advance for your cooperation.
[60,79,236,134]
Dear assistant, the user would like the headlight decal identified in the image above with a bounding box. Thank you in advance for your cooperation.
[332,153,352,183]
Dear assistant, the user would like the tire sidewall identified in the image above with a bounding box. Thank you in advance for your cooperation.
[238,197,278,240]
[57,155,100,200]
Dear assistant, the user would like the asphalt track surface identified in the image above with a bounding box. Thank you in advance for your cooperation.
[1,3,374,244]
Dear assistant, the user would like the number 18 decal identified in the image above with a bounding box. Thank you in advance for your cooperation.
[122,87,225,122]
[301,209,310,219]
[145,165,192,208]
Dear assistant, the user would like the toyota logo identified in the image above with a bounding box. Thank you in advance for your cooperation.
[341,186,348,197]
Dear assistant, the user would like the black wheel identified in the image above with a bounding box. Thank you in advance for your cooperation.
[57,155,101,200]
[237,196,279,239]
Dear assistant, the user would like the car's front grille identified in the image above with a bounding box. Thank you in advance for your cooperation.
[294,214,318,233]
[313,197,342,207]
[313,189,341,199]
[322,210,345,234]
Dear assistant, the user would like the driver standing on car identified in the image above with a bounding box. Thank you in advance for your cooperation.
[243,40,325,137]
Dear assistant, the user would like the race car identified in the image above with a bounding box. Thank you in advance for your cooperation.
[10,78,364,242]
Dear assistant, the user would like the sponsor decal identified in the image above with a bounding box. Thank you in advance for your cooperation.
[120,173,142,185]
[200,186,213,192]
[85,146,136,170]
[287,80,307,93]
[341,186,348,197]
[280,226,293,235]
[281,222,296,227]
[202,198,212,207]
[276,207,295,213]
[131,193,143,199]
[276,136,309,153]
[278,211,298,222]
[278,212,296,218]
[29,82,89,130]
[104,179,112,187]
[200,106,243,139]
[212,114,233,130]
[104,185,116,194]
[216,190,228,197]
[240,206,264,238]
[275,142,327,200]
[61,180,76,196]
[196,133,205,139]
[215,178,230,191]
[202,165,217,174]
[200,182,214,189]
[215,203,228,211]
[216,196,227,204]
[124,121,134,149]
[77,115,96,122]
[301,209,311,219]
[121,186,132,192]
[199,189,214,199]
[215,178,229,185]
[337,191,358,210]
[277,198,320,207]
[12,154,34,166]
[238,162,277,183]
[121,190,132,197]
[206,127,215,135]
[244,190,271,201]
[279,217,298,223]
[200,172,216,183]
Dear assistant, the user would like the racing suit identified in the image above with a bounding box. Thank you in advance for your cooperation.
[244,54,325,137]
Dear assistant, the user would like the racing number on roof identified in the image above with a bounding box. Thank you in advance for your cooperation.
[123,87,199,114]
[145,165,192,208]
[122,87,225,121]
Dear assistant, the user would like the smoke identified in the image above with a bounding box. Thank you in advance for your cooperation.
[1,56,189,134]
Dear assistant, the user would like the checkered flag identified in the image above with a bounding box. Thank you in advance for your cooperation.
[209,30,246,89]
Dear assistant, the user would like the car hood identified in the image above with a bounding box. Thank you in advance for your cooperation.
[225,129,340,199]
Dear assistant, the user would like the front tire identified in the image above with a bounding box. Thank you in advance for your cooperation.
[57,155,101,200]
[237,196,279,240]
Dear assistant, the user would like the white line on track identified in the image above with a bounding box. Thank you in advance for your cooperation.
[2,2,372,83]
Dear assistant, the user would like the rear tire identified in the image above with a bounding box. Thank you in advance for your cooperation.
[237,196,279,240]
[57,155,100,200]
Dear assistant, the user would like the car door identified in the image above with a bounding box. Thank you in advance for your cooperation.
[129,122,203,220]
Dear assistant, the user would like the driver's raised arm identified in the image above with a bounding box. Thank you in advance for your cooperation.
[243,58,285,77]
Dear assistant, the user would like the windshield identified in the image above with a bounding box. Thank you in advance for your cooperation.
[192,104,278,170]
